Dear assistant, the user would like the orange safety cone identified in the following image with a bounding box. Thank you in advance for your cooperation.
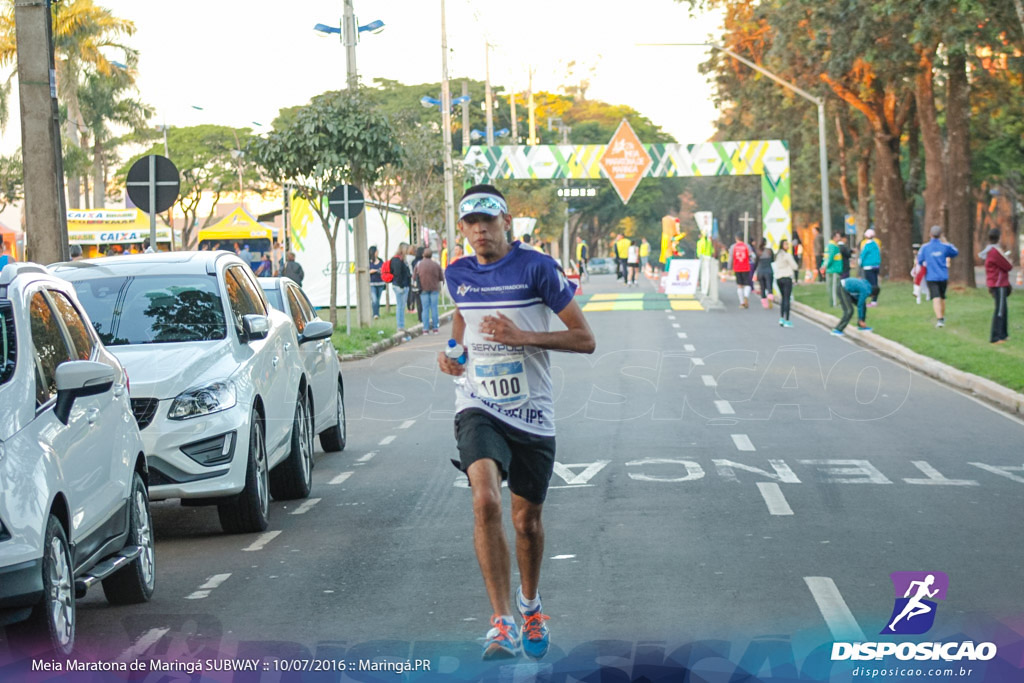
[1017,269,1022,287]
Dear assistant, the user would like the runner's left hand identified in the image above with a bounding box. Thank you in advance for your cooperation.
[480,311,527,345]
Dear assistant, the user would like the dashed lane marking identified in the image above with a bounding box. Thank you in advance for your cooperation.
[378,435,396,446]
[117,627,169,662]
[243,530,281,552]
[691,358,705,366]
[400,420,416,429]
[672,323,681,328]
[291,498,322,515]
[758,483,794,516]
[329,471,354,485]
[702,375,717,387]
[804,577,866,641]
[357,451,378,463]
[684,344,695,352]
[186,573,231,600]
[714,400,734,415]
[731,434,755,451]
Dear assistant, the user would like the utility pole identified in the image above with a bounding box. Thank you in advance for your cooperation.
[440,0,456,267]
[510,91,518,143]
[484,42,495,146]
[527,67,537,145]
[343,0,358,89]
[15,0,68,265]
[462,80,471,152]
[561,124,571,269]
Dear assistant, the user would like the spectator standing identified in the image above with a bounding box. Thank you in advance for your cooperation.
[813,227,825,281]
[626,240,640,286]
[917,225,959,328]
[254,252,272,276]
[774,239,798,327]
[142,238,155,254]
[911,246,929,304]
[615,233,631,283]
[838,235,852,279]
[521,233,534,249]
[639,238,650,273]
[415,248,444,334]
[282,252,304,287]
[980,228,1012,344]
[0,235,11,268]
[409,245,425,321]
[575,236,589,281]
[368,246,385,320]
[272,239,285,275]
[791,234,803,282]
[390,243,413,334]
[240,243,252,266]
[859,229,882,305]
[69,244,83,261]
[831,277,874,336]
[822,233,843,307]
[755,238,774,301]
[728,234,754,308]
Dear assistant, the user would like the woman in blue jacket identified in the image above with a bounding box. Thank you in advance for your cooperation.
[859,229,881,305]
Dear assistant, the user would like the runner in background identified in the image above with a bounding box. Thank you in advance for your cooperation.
[728,234,753,308]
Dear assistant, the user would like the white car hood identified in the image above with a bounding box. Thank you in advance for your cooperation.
[110,339,241,400]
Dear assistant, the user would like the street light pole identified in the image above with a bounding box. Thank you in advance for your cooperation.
[342,0,357,89]
[639,42,833,245]
[485,42,495,146]
[440,0,456,264]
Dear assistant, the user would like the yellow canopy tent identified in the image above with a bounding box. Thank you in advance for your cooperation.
[198,206,278,245]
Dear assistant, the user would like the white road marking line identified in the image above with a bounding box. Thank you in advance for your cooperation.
[904,461,978,486]
[329,471,354,485]
[291,498,322,515]
[117,627,169,662]
[243,531,281,552]
[672,323,681,328]
[714,400,735,415]
[357,451,378,463]
[399,419,416,429]
[731,434,755,451]
[186,573,232,600]
[702,375,717,387]
[551,555,576,560]
[546,484,595,490]
[676,332,688,339]
[691,358,705,366]
[804,577,866,641]
[378,435,396,446]
[684,344,695,352]
[668,315,676,320]
[757,483,794,516]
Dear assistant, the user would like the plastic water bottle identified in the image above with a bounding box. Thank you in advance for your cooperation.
[445,339,467,365]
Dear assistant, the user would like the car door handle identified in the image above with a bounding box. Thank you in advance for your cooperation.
[87,408,100,425]
[273,355,279,367]
[284,342,292,351]
[316,341,325,350]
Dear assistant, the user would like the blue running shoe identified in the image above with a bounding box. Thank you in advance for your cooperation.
[482,615,520,660]
[830,329,844,336]
[516,587,551,659]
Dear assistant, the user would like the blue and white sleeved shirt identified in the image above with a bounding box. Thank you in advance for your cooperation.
[445,242,577,437]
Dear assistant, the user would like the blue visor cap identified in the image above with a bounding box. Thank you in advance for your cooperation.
[459,193,508,220]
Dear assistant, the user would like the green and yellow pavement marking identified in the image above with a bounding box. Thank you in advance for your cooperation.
[577,292,704,312]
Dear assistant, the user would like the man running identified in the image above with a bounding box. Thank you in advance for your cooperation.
[728,234,753,308]
[439,184,596,660]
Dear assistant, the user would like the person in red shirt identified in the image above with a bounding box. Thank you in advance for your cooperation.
[980,228,1013,344]
[728,234,753,308]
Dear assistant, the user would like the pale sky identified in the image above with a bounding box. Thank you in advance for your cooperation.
[1,0,723,152]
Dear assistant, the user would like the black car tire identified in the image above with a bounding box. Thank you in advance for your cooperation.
[218,411,270,533]
[318,378,347,452]
[270,390,314,500]
[102,472,156,604]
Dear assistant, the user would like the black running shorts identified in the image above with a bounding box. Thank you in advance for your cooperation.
[927,280,948,299]
[735,271,752,287]
[452,408,556,504]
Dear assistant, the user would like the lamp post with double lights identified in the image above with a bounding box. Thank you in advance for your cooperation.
[314,3,384,90]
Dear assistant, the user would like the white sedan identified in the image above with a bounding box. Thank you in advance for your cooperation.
[259,277,346,453]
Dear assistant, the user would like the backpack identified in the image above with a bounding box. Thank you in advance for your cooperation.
[381,258,395,283]
[733,243,750,271]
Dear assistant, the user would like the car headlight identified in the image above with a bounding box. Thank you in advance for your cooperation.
[167,381,237,420]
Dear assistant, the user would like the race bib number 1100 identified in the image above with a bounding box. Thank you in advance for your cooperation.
[470,357,529,409]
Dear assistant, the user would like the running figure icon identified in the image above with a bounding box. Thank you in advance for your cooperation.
[888,574,940,632]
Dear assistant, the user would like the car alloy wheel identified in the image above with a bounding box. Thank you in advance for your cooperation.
[48,535,74,651]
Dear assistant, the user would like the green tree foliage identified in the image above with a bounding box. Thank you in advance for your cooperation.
[0,151,22,214]
[253,89,400,326]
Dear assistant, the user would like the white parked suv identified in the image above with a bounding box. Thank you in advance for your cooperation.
[259,277,346,452]
[53,252,333,534]
[0,263,154,656]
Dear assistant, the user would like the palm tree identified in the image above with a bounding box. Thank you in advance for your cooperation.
[78,53,151,207]
[0,0,136,205]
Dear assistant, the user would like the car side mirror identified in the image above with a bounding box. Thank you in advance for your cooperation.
[54,361,115,425]
[241,314,270,342]
[299,320,333,344]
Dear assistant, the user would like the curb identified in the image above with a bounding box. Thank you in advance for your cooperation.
[792,300,1024,417]
[338,309,457,363]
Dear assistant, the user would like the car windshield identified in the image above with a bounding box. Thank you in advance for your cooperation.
[71,275,227,346]
[261,286,284,313]
[0,301,14,385]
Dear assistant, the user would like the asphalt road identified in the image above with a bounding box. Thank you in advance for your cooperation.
[3,272,1022,680]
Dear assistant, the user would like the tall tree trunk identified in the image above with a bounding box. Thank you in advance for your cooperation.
[1015,0,1024,36]
[93,138,105,208]
[946,50,975,287]
[873,132,914,280]
[915,51,947,235]
[835,112,856,219]
[856,146,871,248]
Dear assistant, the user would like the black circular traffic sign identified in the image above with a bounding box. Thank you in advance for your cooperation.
[328,184,364,220]
[126,154,180,214]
